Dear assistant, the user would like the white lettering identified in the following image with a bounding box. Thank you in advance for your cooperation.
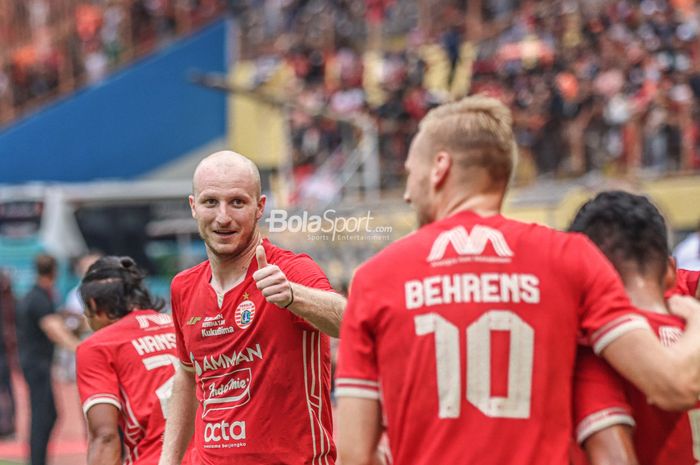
[204,421,247,443]
[424,276,443,306]
[405,280,423,310]
[266,210,288,233]
[520,275,540,304]
[131,333,177,356]
[404,273,542,310]
[200,344,263,372]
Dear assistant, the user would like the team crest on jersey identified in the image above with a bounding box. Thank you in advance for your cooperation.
[235,299,256,329]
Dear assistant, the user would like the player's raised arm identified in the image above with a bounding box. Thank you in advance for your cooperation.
[253,244,346,337]
[85,404,121,465]
[159,367,197,465]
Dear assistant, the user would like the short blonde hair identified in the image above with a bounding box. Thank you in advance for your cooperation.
[419,95,517,183]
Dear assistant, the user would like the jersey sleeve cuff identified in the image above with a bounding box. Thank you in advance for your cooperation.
[82,395,122,416]
[576,407,635,443]
[180,361,195,372]
[335,378,381,400]
[592,314,652,354]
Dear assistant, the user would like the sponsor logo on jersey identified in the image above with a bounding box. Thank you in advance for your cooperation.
[201,368,252,417]
[203,420,247,447]
[427,225,513,265]
[135,313,173,329]
[200,314,235,337]
[187,316,202,325]
[235,300,256,329]
[194,344,263,376]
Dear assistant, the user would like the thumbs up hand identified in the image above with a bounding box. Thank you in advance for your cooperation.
[252,245,294,308]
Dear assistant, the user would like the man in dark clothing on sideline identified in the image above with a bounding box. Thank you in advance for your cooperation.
[16,254,80,465]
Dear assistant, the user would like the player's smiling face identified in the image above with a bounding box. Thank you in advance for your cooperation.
[190,166,265,259]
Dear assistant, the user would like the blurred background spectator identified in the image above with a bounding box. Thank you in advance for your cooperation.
[0,0,226,125]
[225,0,700,193]
[0,271,16,439]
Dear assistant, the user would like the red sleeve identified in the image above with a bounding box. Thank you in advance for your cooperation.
[566,235,651,353]
[335,265,380,400]
[170,279,193,372]
[76,341,121,415]
[281,253,334,292]
[573,347,634,444]
[665,269,700,298]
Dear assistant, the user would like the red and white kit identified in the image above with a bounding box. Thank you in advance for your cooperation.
[666,268,700,298]
[336,210,649,465]
[77,309,182,465]
[171,239,335,465]
[575,271,700,465]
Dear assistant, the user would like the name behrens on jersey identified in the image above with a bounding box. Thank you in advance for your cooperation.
[405,273,540,309]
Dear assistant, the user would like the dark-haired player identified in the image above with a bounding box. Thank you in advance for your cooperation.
[76,256,191,465]
[335,96,700,465]
[570,191,700,465]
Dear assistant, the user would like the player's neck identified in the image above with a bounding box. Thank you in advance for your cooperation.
[208,232,261,295]
[435,191,503,221]
[624,275,668,315]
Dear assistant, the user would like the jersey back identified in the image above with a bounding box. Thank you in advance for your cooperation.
[77,310,180,465]
[337,211,646,465]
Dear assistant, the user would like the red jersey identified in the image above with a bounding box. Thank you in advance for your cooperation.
[171,239,336,465]
[574,311,699,465]
[665,268,700,298]
[336,210,649,465]
[76,309,181,465]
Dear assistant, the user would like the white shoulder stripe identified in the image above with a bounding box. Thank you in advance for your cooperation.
[593,316,651,354]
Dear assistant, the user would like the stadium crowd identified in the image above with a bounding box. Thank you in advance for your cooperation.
[236,0,700,185]
[0,0,226,124]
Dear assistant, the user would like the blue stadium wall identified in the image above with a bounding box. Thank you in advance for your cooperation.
[0,20,227,183]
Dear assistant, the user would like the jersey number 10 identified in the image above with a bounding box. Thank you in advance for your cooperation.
[415,310,534,419]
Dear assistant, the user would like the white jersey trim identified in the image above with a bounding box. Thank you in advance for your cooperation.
[303,330,332,465]
[593,315,652,354]
[335,378,379,388]
[82,396,122,416]
[179,361,194,372]
[576,408,635,443]
[335,387,381,400]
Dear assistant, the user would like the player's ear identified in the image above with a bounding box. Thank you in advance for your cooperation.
[188,194,197,219]
[256,194,266,221]
[431,150,451,189]
[662,256,677,292]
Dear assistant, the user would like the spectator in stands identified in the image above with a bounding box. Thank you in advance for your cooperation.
[16,254,81,465]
